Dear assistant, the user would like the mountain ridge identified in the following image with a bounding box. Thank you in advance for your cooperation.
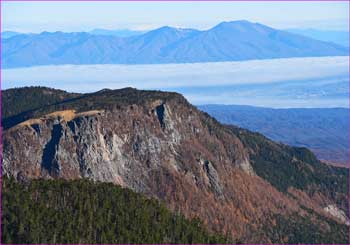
[286,28,349,47]
[2,86,349,243]
[199,104,349,164]
[2,20,347,68]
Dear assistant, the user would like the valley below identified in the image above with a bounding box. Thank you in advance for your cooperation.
[199,105,349,165]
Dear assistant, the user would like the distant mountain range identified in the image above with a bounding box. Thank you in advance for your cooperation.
[2,31,22,39]
[1,29,145,39]
[286,28,349,47]
[199,105,348,165]
[89,28,146,37]
[2,20,348,68]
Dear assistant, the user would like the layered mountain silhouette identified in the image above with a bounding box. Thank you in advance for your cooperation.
[199,105,349,165]
[2,20,347,68]
[287,28,349,47]
[89,28,145,37]
[2,86,349,243]
[2,31,22,39]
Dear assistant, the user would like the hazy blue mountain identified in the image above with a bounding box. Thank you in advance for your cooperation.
[199,105,348,165]
[2,31,126,67]
[120,26,200,63]
[3,20,348,68]
[286,28,349,47]
[162,21,348,62]
[1,31,22,39]
[89,28,145,37]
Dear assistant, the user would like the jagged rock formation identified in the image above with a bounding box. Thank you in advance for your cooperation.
[2,87,349,243]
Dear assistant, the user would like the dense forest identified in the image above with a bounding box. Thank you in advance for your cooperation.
[2,87,80,129]
[2,86,80,119]
[2,86,188,129]
[2,177,229,244]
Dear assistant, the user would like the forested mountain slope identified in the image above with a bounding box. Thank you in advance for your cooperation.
[2,87,349,243]
[2,177,227,244]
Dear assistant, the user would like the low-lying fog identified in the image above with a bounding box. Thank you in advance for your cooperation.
[3,56,348,108]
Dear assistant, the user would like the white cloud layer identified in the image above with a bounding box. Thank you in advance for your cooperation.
[2,56,349,108]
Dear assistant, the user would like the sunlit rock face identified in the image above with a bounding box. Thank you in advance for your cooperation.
[324,205,350,226]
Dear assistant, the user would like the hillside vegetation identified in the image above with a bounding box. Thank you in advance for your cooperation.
[2,86,349,243]
[2,87,80,129]
[2,87,185,129]
[229,125,349,215]
[2,177,228,244]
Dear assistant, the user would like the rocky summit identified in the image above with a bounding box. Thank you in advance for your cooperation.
[2,87,349,243]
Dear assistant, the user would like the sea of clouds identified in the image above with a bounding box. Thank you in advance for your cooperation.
[2,56,349,108]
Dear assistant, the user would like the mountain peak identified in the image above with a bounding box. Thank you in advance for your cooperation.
[221,20,252,25]
[151,25,180,33]
[215,20,253,27]
[148,25,198,36]
[3,21,347,68]
[211,20,270,32]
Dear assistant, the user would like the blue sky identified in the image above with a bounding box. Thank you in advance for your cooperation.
[2,1,349,32]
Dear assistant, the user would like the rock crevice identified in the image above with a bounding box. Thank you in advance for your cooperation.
[41,123,63,177]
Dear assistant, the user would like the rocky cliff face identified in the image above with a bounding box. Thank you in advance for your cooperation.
[2,87,349,243]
